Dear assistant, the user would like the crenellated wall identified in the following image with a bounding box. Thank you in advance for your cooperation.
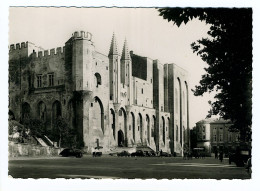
[9,30,189,155]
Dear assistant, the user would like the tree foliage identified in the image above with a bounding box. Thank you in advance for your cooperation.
[23,118,45,137]
[51,117,78,148]
[158,8,252,141]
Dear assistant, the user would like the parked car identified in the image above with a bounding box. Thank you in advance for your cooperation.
[117,150,131,157]
[131,150,145,157]
[229,149,251,167]
[59,148,83,158]
[92,151,102,157]
[160,151,172,157]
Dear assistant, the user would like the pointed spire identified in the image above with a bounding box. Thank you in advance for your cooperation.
[121,38,131,60]
[108,32,118,56]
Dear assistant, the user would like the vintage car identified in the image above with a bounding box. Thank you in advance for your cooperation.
[229,149,251,167]
[59,148,83,158]
[131,150,146,157]
[117,150,131,157]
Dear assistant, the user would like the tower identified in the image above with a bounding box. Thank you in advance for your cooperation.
[108,33,121,103]
[72,31,94,92]
[120,39,132,105]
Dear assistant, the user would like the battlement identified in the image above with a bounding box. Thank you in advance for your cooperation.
[9,41,29,51]
[31,46,65,58]
[72,31,92,41]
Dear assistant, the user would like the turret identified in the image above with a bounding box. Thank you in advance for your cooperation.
[108,33,121,103]
[71,31,94,92]
[121,39,133,105]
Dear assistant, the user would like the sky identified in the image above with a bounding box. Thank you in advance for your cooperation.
[10,7,216,127]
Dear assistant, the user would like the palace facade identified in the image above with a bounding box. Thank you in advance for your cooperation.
[9,31,190,155]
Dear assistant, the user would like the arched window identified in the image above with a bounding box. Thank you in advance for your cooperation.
[38,101,46,122]
[95,73,102,87]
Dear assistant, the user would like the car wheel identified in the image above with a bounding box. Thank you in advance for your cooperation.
[76,153,82,158]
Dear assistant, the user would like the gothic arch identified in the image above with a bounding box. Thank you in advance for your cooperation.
[185,81,189,146]
[162,116,166,145]
[119,107,127,145]
[131,112,135,141]
[38,101,46,122]
[52,100,62,128]
[93,96,104,134]
[152,115,156,143]
[110,108,115,139]
[146,114,150,144]
[177,77,183,146]
[137,113,143,143]
[22,102,31,122]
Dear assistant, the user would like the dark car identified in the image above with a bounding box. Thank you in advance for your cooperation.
[131,150,145,157]
[229,150,251,167]
[117,150,131,157]
[160,152,171,157]
[144,150,156,157]
[59,148,83,158]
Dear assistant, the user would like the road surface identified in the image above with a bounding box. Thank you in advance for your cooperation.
[8,155,250,179]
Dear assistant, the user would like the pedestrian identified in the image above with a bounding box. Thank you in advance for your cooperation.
[160,149,162,157]
[215,150,218,159]
[219,151,223,162]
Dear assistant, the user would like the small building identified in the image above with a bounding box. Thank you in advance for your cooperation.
[195,118,240,156]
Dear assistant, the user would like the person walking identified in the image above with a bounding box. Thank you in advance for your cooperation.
[219,151,223,162]
[215,150,218,159]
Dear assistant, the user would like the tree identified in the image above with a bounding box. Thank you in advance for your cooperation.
[23,118,45,137]
[52,117,78,148]
[158,8,252,142]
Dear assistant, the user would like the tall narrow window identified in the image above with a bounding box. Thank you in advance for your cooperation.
[48,73,54,86]
[37,75,42,88]
[214,134,217,142]
[95,73,102,87]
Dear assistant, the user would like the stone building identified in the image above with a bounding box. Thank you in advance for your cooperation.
[9,31,190,155]
[195,118,240,155]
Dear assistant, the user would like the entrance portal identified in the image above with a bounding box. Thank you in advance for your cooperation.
[118,130,124,147]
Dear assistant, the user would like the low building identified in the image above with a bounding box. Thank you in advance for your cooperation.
[195,118,240,156]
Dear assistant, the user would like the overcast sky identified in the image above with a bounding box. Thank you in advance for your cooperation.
[9,7,216,127]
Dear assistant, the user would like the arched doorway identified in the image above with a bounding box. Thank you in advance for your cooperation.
[118,107,127,146]
[118,130,124,147]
